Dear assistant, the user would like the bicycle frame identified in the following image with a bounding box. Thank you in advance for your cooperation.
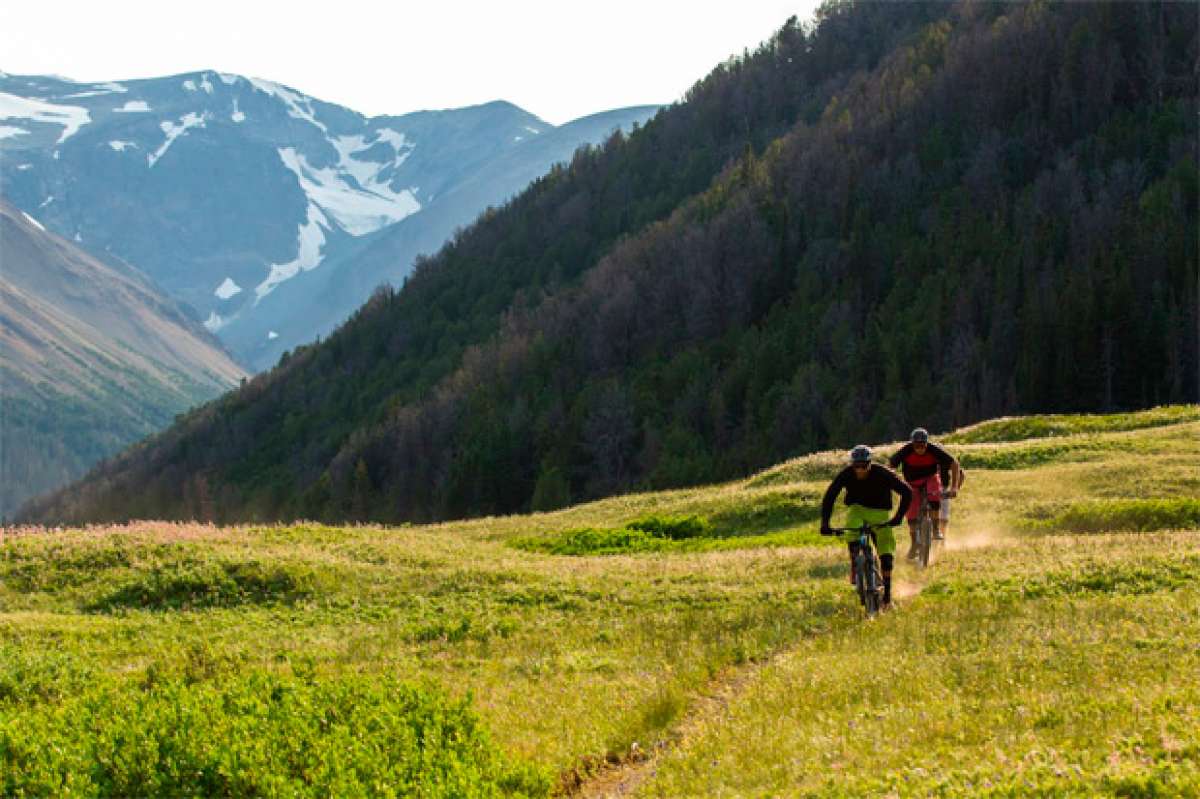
[914,485,937,568]
[829,522,886,616]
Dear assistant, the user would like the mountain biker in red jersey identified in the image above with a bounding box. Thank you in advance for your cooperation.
[888,427,962,559]
[820,445,912,608]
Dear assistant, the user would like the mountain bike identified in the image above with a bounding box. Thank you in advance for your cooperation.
[914,488,936,569]
[913,484,954,568]
[825,522,888,617]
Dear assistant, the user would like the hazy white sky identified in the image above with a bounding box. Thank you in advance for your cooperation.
[0,1,823,125]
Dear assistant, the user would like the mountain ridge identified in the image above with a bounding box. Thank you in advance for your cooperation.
[1,68,660,368]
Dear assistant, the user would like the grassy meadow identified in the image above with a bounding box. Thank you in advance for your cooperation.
[2,406,1198,796]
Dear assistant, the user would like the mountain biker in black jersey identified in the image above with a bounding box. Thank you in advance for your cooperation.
[888,427,962,559]
[820,445,913,608]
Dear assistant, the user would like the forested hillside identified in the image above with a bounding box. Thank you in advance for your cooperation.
[22,1,1198,525]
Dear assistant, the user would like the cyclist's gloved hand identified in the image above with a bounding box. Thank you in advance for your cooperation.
[820,524,833,536]
[943,489,957,499]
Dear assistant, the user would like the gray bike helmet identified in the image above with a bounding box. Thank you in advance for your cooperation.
[910,428,929,443]
[849,444,872,463]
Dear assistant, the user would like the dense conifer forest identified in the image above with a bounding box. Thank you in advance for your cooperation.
[23,0,1198,525]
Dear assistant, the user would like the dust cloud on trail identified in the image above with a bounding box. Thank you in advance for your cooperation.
[944,523,1014,552]
[892,523,1015,602]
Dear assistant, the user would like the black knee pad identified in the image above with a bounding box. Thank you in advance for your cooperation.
[880,554,894,572]
[847,542,860,557]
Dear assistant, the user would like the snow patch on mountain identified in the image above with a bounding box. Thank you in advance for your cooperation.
[148,112,207,167]
[331,129,413,193]
[115,100,151,113]
[203,311,224,332]
[0,92,91,143]
[108,140,136,151]
[217,73,240,85]
[215,277,242,300]
[0,125,26,140]
[268,331,279,340]
[371,128,410,152]
[231,99,245,123]
[58,82,127,99]
[255,203,330,301]
[277,147,419,236]
[183,75,215,94]
[247,78,327,134]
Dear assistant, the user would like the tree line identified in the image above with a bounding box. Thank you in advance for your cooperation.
[22,1,1197,525]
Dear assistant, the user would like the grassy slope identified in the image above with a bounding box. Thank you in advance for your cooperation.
[1,406,1197,796]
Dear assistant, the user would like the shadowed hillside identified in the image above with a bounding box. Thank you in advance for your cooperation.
[20,1,1198,526]
[0,199,246,518]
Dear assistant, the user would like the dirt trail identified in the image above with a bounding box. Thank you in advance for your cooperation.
[565,655,779,799]
[567,526,1015,797]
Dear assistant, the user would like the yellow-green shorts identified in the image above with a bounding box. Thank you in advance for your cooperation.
[843,505,895,555]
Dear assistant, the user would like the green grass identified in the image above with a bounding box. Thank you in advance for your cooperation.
[1,406,1198,796]
[1,669,547,798]
[943,405,1200,443]
[1024,498,1200,533]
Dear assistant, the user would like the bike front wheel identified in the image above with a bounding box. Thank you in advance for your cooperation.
[918,511,933,568]
[858,552,882,617]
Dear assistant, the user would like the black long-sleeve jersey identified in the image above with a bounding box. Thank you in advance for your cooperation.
[820,463,913,524]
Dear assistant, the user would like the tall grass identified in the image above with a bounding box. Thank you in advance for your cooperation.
[1,408,1197,793]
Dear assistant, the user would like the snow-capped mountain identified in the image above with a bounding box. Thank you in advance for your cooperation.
[0,70,660,369]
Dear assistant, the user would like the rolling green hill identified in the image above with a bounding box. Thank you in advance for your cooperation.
[2,406,1197,795]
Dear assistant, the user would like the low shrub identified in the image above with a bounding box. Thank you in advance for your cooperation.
[514,515,710,556]
[626,514,711,540]
[517,525,669,556]
[89,557,316,612]
[0,673,549,798]
[1026,498,1200,533]
[0,647,94,706]
[956,441,1084,470]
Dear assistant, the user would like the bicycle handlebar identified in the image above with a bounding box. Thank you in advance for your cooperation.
[823,523,893,536]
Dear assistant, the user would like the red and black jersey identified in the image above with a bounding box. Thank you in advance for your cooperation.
[888,442,955,482]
